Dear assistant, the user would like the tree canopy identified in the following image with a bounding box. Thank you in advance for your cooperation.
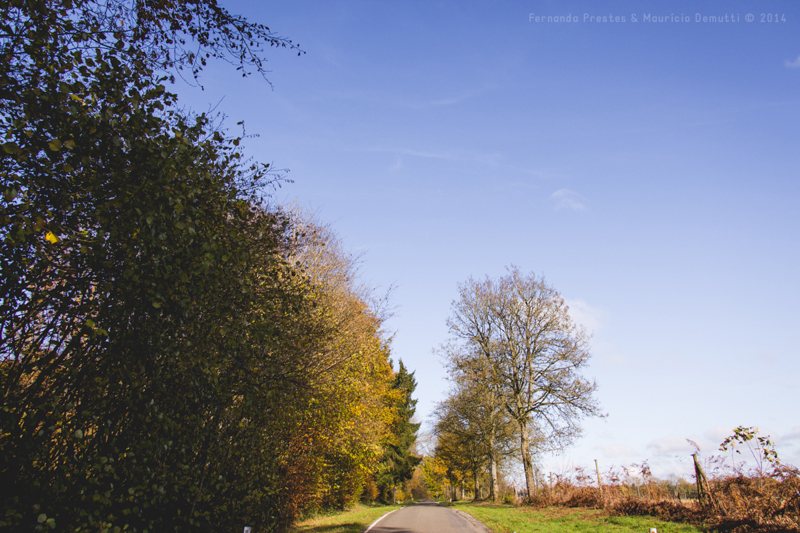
[375,360,422,502]
[433,347,516,501]
[0,1,405,531]
[443,266,602,499]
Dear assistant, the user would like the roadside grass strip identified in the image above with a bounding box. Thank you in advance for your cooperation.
[454,503,705,533]
[290,504,403,533]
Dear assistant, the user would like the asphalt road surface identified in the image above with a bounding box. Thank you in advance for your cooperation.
[366,500,491,533]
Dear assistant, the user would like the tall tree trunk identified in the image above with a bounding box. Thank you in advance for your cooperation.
[520,420,535,500]
[489,452,499,502]
[473,470,480,501]
[488,433,500,502]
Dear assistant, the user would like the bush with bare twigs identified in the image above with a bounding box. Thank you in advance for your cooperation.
[703,465,800,533]
[525,428,800,532]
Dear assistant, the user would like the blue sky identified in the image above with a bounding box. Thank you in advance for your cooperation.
[177,0,800,479]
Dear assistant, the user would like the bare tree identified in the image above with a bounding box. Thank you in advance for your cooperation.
[446,266,602,499]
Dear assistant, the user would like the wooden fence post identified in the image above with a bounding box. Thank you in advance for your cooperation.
[595,459,604,505]
[693,453,718,511]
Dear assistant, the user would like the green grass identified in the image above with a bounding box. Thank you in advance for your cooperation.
[289,503,403,533]
[289,501,705,533]
[453,502,705,533]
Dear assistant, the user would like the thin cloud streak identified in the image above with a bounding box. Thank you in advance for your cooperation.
[785,55,800,68]
[551,188,587,211]
[429,85,499,106]
[367,146,454,160]
[566,298,607,334]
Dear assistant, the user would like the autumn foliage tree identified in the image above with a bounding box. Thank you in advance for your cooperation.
[433,350,516,501]
[444,267,602,500]
[285,208,397,511]
[0,1,399,531]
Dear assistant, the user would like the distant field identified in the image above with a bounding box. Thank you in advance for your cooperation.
[289,503,402,533]
[452,502,704,533]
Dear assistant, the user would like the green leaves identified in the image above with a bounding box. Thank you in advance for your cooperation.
[2,141,20,154]
[719,426,780,473]
[35,514,55,530]
[0,1,330,532]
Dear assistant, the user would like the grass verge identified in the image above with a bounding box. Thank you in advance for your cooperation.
[453,502,705,533]
[289,503,403,533]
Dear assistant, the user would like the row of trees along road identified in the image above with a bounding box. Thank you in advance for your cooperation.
[434,266,602,500]
[0,1,419,531]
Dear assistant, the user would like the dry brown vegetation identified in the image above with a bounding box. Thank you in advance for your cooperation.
[527,464,800,532]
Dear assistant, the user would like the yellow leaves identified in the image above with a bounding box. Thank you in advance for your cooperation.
[2,141,19,154]
[45,231,59,243]
[47,139,75,151]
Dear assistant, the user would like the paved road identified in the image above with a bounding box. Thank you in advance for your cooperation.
[366,500,491,533]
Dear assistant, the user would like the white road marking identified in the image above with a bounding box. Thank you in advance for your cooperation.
[364,509,399,532]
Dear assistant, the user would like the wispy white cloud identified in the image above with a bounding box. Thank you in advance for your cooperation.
[596,443,639,459]
[388,154,404,172]
[472,152,504,166]
[310,84,498,110]
[781,427,800,442]
[429,85,498,106]
[551,188,587,211]
[785,55,800,68]
[647,436,699,457]
[704,426,735,446]
[368,146,520,171]
[365,145,565,183]
[367,146,454,160]
[601,354,627,366]
[565,298,607,334]
[352,84,499,109]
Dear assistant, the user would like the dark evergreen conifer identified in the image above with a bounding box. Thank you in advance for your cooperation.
[376,360,422,501]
